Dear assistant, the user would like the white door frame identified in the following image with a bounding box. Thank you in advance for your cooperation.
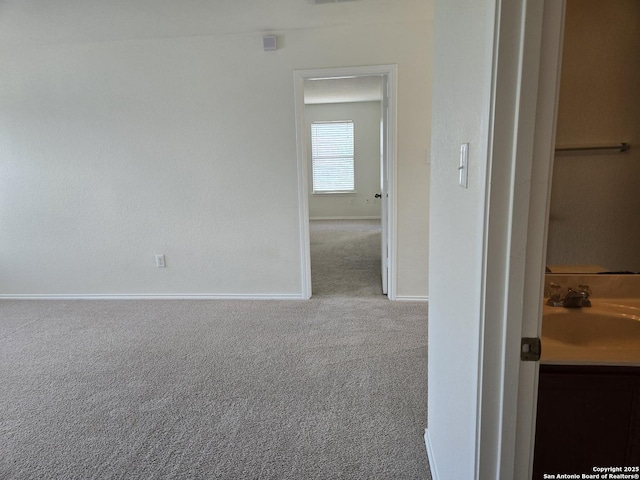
[512,1,566,477]
[293,65,398,300]
[380,74,390,295]
[479,1,565,478]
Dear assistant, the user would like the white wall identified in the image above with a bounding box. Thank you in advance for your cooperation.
[305,102,381,220]
[0,0,432,298]
[427,0,496,477]
[547,0,640,272]
[429,1,562,477]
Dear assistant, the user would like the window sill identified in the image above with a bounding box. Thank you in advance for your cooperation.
[312,191,357,195]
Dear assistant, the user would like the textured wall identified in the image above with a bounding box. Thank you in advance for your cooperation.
[305,102,381,219]
[548,0,640,272]
[0,0,432,297]
[427,0,495,476]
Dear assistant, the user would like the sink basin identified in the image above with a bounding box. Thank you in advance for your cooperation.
[542,306,640,348]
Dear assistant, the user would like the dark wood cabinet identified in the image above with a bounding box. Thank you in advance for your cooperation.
[532,365,640,480]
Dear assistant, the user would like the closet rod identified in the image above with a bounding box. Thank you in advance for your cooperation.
[555,143,630,153]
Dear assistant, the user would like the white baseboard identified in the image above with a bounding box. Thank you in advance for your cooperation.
[424,429,439,480]
[309,216,382,221]
[394,295,429,302]
[1,293,427,302]
[0,293,306,300]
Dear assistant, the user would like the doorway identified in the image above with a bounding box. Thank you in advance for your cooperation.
[531,0,640,475]
[293,65,397,300]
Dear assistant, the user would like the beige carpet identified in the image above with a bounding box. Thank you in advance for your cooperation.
[0,220,430,479]
[310,219,384,298]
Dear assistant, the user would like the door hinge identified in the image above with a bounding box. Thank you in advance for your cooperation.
[521,337,541,362]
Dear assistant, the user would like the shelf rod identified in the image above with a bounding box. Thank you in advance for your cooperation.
[555,143,630,153]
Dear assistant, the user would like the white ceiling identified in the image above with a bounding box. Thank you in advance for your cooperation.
[304,75,383,104]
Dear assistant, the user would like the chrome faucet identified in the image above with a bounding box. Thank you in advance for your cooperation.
[546,283,591,308]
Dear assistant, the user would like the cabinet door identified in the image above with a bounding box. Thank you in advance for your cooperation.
[533,366,640,479]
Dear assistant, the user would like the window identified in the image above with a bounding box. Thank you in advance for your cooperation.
[311,121,354,193]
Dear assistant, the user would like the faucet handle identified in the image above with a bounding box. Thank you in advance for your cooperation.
[546,283,564,306]
[577,284,591,296]
[548,282,562,300]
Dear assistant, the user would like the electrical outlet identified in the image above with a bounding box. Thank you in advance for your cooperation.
[155,255,166,268]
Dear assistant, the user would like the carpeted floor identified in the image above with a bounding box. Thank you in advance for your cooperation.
[0,220,430,479]
[310,219,384,298]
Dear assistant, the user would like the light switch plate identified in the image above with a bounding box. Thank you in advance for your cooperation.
[459,143,469,188]
[155,254,166,268]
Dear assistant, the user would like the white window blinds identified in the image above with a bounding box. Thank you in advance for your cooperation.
[311,121,355,193]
